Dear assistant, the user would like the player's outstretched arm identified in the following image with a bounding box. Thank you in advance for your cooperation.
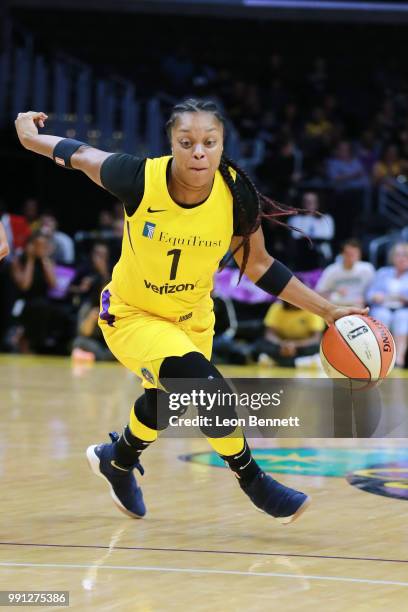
[0,221,10,261]
[15,111,112,188]
[231,228,369,325]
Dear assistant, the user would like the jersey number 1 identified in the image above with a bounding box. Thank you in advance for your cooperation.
[167,249,181,280]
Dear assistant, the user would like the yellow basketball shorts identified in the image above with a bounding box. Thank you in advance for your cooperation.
[98,286,214,389]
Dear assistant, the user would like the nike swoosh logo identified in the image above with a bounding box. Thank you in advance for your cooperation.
[110,459,130,472]
[147,207,166,213]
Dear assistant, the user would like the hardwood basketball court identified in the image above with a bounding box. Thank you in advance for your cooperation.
[0,355,407,611]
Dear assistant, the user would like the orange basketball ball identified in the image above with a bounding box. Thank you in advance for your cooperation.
[320,315,395,382]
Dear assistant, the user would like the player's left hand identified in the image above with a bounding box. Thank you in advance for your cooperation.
[325,305,369,326]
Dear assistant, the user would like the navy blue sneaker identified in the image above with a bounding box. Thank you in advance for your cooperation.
[240,472,310,524]
[86,432,146,518]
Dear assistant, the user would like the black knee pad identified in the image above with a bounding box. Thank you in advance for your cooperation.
[159,351,222,380]
[133,389,173,431]
[159,351,237,438]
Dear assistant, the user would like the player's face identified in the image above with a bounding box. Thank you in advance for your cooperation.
[171,112,224,187]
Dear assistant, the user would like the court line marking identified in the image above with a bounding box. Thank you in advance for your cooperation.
[0,561,407,586]
[0,542,406,565]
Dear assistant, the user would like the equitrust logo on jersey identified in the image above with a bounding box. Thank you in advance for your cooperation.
[142,222,156,239]
[159,231,222,248]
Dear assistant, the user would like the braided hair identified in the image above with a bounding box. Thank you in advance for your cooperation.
[166,98,302,280]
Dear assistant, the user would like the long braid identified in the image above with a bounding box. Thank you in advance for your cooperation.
[219,153,308,281]
[218,157,257,281]
[166,98,310,281]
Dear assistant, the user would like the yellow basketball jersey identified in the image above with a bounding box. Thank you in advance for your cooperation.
[110,156,234,322]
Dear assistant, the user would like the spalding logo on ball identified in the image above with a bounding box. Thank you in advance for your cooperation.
[320,315,395,384]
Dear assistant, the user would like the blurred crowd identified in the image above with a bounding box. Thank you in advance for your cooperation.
[160,50,408,251]
[0,197,123,361]
[0,196,407,368]
[1,39,408,367]
[213,238,408,369]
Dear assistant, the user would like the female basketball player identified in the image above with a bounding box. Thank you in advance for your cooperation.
[0,221,10,261]
[15,100,368,524]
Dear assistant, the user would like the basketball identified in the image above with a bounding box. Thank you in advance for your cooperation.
[320,315,396,382]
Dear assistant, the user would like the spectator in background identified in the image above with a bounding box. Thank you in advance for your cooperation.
[238,84,262,138]
[316,239,375,307]
[279,139,303,196]
[161,46,194,92]
[112,201,125,222]
[288,191,334,270]
[327,141,368,192]
[71,294,115,362]
[307,57,329,97]
[357,130,379,176]
[0,211,17,347]
[10,231,72,354]
[70,242,113,361]
[367,242,408,367]
[110,217,125,263]
[39,212,75,265]
[398,123,408,162]
[258,139,302,201]
[228,81,248,124]
[112,217,124,238]
[322,94,340,123]
[302,108,334,185]
[97,209,114,232]
[327,141,369,245]
[252,301,325,368]
[373,99,396,142]
[267,53,283,81]
[0,221,10,260]
[69,241,111,308]
[257,109,277,148]
[22,197,41,232]
[267,78,289,113]
[191,61,217,97]
[0,199,31,255]
[304,107,333,142]
[372,143,405,187]
[280,102,302,139]
[11,230,55,294]
[211,295,251,365]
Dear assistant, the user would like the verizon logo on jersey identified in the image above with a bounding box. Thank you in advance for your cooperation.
[144,279,195,294]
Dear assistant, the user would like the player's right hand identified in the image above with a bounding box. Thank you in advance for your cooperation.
[15,111,48,145]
